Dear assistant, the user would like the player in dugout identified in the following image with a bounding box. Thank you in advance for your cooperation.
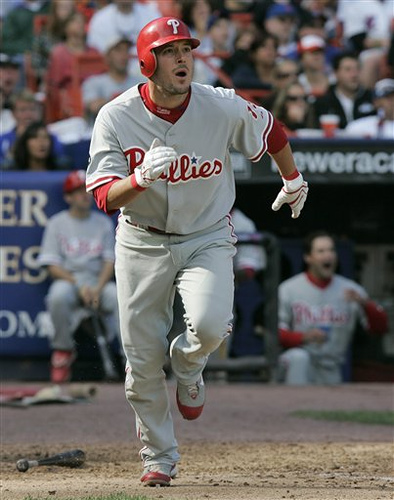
[85,17,308,486]
[278,230,389,385]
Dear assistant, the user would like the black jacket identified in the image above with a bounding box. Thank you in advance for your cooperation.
[312,85,376,129]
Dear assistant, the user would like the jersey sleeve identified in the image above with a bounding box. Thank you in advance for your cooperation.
[37,218,63,268]
[86,108,128,193]
[231,96,275,162]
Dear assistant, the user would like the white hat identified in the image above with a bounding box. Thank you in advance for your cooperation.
[298,35,325,54]
[373,79,394,99]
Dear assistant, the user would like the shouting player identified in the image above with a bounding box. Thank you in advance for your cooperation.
[86,17,308,486]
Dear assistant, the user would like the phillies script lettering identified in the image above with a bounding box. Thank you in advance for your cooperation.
[124,148,223,184]
[293,302,350,326]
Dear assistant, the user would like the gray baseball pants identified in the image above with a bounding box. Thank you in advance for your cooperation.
[115,216,236,468]
[46,280,120,350]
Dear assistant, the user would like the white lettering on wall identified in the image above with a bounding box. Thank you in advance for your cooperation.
[0,189,49,227]
[0,246,48,283]
[0,310,54,339]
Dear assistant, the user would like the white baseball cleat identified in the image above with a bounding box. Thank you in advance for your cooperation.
[176,376,205,420]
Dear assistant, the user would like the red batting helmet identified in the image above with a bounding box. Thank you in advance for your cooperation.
[137,17,200,78]
[63,170,86,194]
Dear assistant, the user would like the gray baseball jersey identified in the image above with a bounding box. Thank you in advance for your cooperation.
[278,273,368,365]
[86,82,274,233]
[38,210,115,287]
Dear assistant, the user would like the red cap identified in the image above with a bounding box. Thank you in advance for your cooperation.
[63,170,86,194]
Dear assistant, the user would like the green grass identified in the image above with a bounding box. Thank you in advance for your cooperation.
[24,495,176,500]
[291,409,394,426]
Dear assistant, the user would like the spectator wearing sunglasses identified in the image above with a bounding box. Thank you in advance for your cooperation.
[272,81,316,137]
[260,57,300,111]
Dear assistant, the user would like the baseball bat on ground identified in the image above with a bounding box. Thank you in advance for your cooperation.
[16,449,86,472]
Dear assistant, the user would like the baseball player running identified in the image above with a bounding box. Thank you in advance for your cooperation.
[86,17,308,486]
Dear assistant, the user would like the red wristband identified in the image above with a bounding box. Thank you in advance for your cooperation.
[282,170,300,181]
[130,173,146,192]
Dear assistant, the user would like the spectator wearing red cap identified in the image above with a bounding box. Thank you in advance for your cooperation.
[38,170,120,383]
[297,34,335,97]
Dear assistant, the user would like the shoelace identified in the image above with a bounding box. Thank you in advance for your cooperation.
[187,383,199,399]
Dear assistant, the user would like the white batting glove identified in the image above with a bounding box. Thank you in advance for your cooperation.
[271,172,308,219]
[134,138,177,189]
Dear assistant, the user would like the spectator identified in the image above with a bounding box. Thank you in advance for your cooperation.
[345,78,394,139]
[4,121,70,171]
[312,52,376,129]
[0,89,64,165]
[257,2,298,59]
[231,32,279,90]
[271,81,315,137]
[38,170,119,383]
[1,0,50,58]
[82,36,141,125]
[278,230,388,385]
[87,0,161,52]
[45,12,100,95]
[0,53,23,108]
[295,17,342,67]
[31,0,78,89]
[179,0,213,44]
[272,58,300,90]
[220,22,259,83]
[297,34,334,97]
[195,13,236,85]
[337,0,391,89]
[260,57,300,111]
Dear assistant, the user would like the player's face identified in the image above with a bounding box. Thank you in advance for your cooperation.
[66,187,93,213]
[305,236,337,280]
[152,40,194,99]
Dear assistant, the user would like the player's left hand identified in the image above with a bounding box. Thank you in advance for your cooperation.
[271,172,308,219]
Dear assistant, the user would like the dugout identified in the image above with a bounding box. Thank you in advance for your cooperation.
[233,137,394,382]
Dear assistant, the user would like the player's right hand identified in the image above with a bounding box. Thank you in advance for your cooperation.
[134,138,177,188]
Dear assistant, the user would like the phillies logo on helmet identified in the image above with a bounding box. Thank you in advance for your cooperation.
[167,19,180,34]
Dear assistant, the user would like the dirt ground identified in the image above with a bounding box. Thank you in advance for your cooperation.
[1,381,393,500]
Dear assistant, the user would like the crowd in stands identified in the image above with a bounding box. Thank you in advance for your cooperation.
[1,0,393,172]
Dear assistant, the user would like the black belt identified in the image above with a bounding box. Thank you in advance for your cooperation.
[125,219,182,236]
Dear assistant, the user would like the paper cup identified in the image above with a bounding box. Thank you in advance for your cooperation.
[319,114,340,138]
